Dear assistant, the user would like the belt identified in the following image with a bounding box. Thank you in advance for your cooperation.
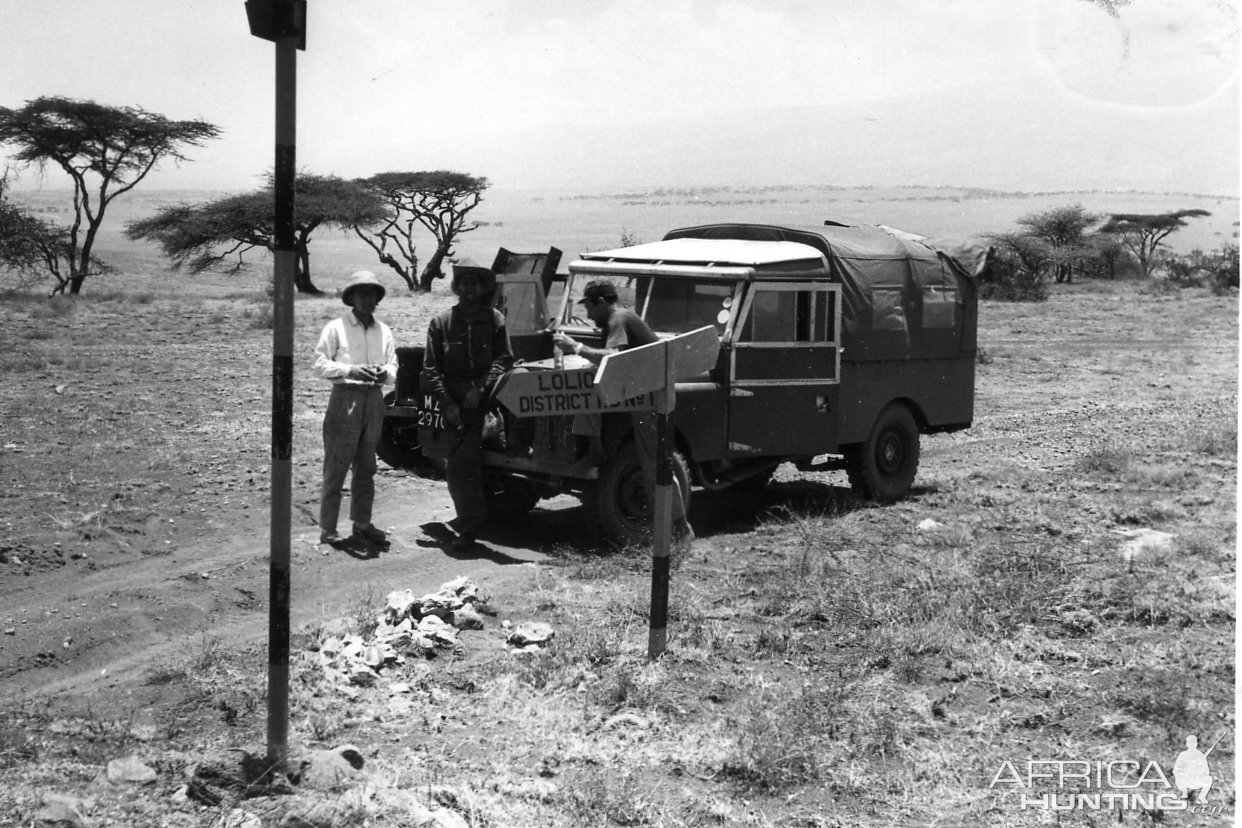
[333,383,383,391]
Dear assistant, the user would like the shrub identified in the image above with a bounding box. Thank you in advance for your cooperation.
[1163,243,1239,294]
[980,234,1050,302]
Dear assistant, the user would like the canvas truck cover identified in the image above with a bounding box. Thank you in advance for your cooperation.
[663,223,978,360]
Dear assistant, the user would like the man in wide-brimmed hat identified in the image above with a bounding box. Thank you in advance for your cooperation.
[423,258,513,550]
[312,270,398,548]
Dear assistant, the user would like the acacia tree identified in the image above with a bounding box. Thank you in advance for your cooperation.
[1099,209,1211,278]
[127,174,384,294]
[0,97,220,294]
[353,170,488,291]
[1016,204,1099,284]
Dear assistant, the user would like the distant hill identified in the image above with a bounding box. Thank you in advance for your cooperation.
[487,78,1240,197]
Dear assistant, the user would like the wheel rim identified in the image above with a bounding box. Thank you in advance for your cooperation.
[875,428,905,477]
[616,465,650,530]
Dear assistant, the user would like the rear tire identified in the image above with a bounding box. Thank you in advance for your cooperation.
[844,403,919,502]
[583,439,691,547]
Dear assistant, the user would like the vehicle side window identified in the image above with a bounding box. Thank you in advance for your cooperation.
[743,290,793,341]
[740,287,834,343]
[922,285,957,328]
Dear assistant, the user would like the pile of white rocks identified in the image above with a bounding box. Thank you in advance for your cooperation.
[308,576,487,689]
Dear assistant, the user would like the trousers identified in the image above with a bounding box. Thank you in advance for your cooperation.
[319,384,384,533]
[446,410,488,534]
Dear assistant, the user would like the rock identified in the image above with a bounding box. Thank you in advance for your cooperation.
[431,809,471,828]
[442,576,481,603]
[384,589,419,623]
[371,788,437,824]
[362,644,388,670]
[418,578,483,619]
[1112,528,1175,562]
[507,622,554,648]
[107,754,157,785]
[418,615,459,647]
[34,793,91,827]
[219,809,262,828]
[348,665,377,686]
[602,712,649,731]
[451,604,485,631]
[402,632,437,657]
[338,635,366,661]
[917,518,944,531]
[419,593,458,618]
[294,745,365,790]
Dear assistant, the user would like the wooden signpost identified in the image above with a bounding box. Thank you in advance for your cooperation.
[593,326,720,659]
[493,367,656,418]
[493,329,718,658]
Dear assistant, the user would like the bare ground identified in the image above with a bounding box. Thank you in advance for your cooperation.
[0,277,1235,826]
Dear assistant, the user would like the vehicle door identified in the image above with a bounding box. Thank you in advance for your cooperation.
[727,280,842,456]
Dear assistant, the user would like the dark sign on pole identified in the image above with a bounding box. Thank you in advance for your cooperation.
[245,0,307,50]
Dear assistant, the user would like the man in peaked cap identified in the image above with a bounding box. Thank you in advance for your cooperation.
[312,270,398,548]
[552,279,693,547]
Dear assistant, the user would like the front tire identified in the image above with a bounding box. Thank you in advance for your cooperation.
[583,439,691,546]
[844,403,919,502]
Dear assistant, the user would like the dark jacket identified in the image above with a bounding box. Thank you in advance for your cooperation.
[424,305,513,408]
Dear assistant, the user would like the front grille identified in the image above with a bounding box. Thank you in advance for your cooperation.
[396,346,422,404]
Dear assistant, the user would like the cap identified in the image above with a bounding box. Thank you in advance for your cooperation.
[341,270,386,306]
[577,279,618,304]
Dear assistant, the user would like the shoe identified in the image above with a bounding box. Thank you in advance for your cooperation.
[451,533,476,552]
[353,524,388,544]
[320,530,347,547]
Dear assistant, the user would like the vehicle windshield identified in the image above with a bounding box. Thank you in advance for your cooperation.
[562,275,737,335]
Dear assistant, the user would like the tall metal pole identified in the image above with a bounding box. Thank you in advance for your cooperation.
[266,11,297,771]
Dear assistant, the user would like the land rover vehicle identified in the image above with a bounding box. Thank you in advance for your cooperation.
[380,223,979,544]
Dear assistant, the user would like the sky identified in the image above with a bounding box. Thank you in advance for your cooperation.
[0,0,1238,193]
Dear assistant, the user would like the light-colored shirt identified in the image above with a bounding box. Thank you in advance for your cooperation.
[313,311,398,387]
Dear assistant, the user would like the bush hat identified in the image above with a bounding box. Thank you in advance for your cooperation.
[578,279,619,304]
[451,258,497,295]
[341,270,386,306]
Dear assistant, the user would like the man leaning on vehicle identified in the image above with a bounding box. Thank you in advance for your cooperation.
[552,279,694,546]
